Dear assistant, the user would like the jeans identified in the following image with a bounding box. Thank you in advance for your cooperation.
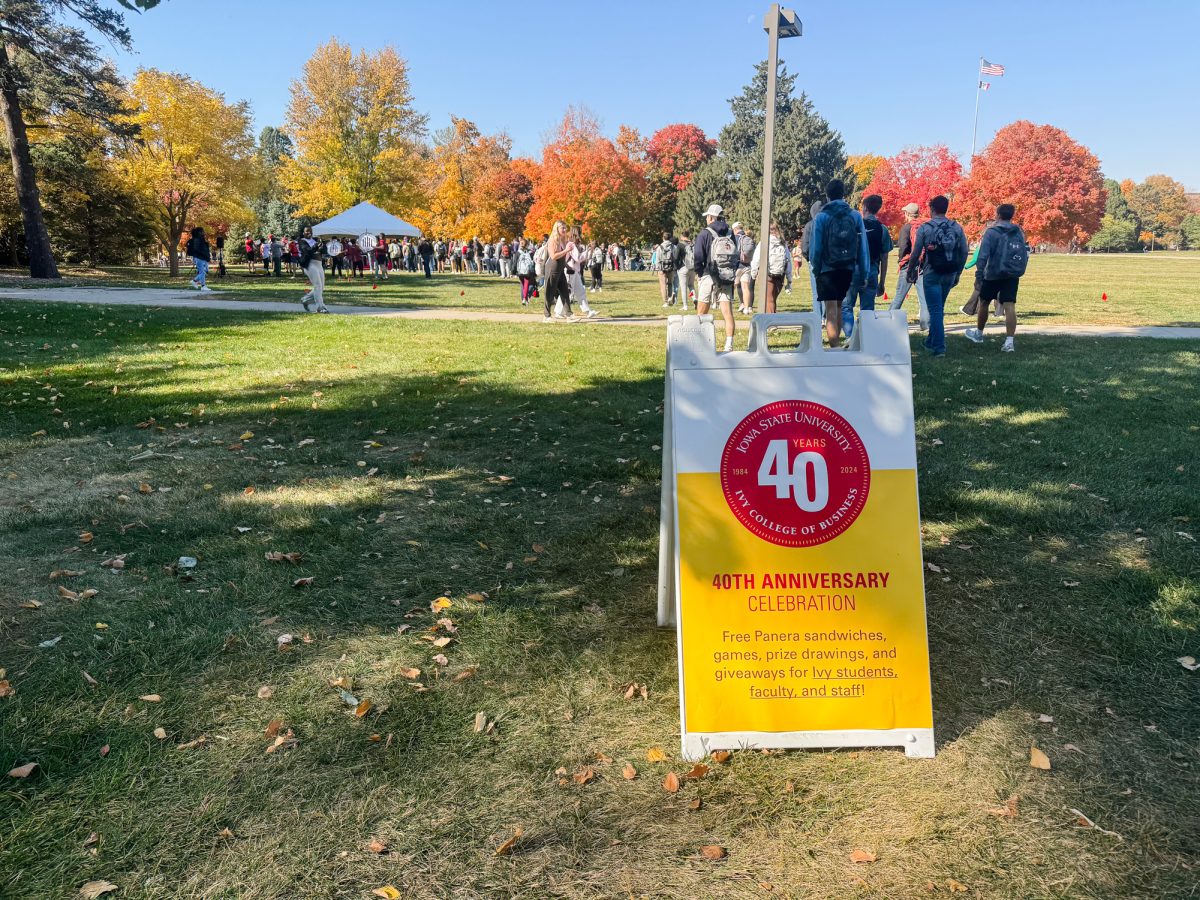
[273,256,281,277]
[422,255,432,277]
[890,272,928,328]
[193,259,208,286]
[841,262,879,337]
[807,266,822,317]
[919,272,957,355]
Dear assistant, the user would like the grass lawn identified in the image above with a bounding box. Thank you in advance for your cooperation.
[1,302,1197,898]
[2,250,1198,328]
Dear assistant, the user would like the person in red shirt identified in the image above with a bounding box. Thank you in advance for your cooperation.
[344,238,365,278]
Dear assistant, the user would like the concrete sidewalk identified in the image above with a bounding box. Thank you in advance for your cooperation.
[2,286,1199,339]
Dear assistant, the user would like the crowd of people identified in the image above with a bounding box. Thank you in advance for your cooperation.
[183,186,1028,352]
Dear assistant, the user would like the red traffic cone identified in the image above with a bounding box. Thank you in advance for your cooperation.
[883,292,889,301]
[372,283,378,290]
[1101,292,1108,301]
[460,290,465,296]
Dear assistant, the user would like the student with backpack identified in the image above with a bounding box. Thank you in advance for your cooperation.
[841,194,893,338]
[676,230,694,311]
[657,231,678,308]
[731,223,756,314]
[186,226,212,293]
[516,238,537,305]
[889,203,929,330]
[904,194,968,357]
[807,179,869,346]
[750,222,790,314]
[963,203,1027,352]
[693,204,739,351]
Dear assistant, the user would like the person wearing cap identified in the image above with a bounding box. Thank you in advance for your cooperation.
[889,202,929,330]
[693,203,738,351]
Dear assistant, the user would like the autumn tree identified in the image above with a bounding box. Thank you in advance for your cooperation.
[0,0,161,277]
[954,121,1104,244]
[118,69,258,276]
[864,146,961,228]
[1087,178,1139,252]
[646,124,715,191]
[1127,174,1188,240]
[281,40,427,221]
[675,62,845,239]
[525,108,648,243]
[846,153,885,206]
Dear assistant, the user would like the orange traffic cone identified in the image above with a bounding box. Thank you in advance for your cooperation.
[372,283,378,290]
[883,292,889,301]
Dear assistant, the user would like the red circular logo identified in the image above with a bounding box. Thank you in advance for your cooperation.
[720,401,870,547]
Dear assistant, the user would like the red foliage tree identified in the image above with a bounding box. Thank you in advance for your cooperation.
[954,121,1105,244]
[864,145,963,228]
[646,123,715,191]
[525,108,648,242]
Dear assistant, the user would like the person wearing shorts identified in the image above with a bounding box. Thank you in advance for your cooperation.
[692,204,738,351]
[807,179,869,346]
[964,203,1026,353]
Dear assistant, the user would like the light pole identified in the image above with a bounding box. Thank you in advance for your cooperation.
[756,4,801,315]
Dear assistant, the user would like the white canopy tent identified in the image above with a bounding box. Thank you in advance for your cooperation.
[311,201,422,239]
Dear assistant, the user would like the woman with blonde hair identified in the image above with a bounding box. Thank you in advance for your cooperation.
[563,226,598,318]
[542,221,572,321]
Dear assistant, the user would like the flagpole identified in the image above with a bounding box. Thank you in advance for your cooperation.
[971,56,983,164]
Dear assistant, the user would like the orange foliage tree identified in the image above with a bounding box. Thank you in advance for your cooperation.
[864,145,962,228]
[646,124,715,191]
[525,108,650,243]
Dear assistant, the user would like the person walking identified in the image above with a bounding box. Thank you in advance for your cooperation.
[516,239,537,305]
[657,231,678,308]
[963,203,1027,352]
[298,227,329,313]
[808,179,869,346]
[800,201,824,316]
[260,235,272,276]
[750,222,790,314]
[732,223,755,315]
[542,221,572,322]
[186,226,212,293]
[676,230,695,311]
[693,204,739,351]
[588,241,604,292]
[372,236,389,279]
[565,227,598,318]
[271,234,283,277]
[345,238,365,278]
[244,232,255,273]
[418,237,434,278]
[326,236,344,278]
[904,194,968,356]
[889,202,929,330]
[840,193,893,338]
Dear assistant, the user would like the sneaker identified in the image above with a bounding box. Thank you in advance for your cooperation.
[963,327,984,344]
[300,295,314,312]
[542,316,553,323]
[191,280,201,290]
[723,337,734,352]
[316,306,330,314]
[1001,337,1015,352]
[586,309,599,318]
[662,301,671,308]
[198,286,212,293]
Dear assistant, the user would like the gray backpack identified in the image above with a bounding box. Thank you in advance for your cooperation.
[707,228,738,282]
[659,241,676,271]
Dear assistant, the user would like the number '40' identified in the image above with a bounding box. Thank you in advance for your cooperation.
[757,439,829,512]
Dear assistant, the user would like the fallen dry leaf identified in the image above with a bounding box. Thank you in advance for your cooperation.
[711,750,731,764]
[263,718,283,739]
[622,763,637,780]
[264,551,302,564]
[138,482,153,494]
[431,636,452,649]
[453,665,478,682]
[646,747,667,763]
[49,569,83,580]
[398,667,422,680]
[0,679,13,699]
[662,772,680,793]
[367,838,388,854]
[1030,746,1052,770]
[138,694,162,703]
[153,727,167,740]
[466,592,489,602]
[371,888,401,900]
[7,762,38,778]
[58,585,79,600]
[83,832,99,848]
[946,879,968,893]
[987,794,1019,818]
[265,730,297,754]
[684,763,710,780]
[494,826,523,856]
[473,711,488,733]
[79,531,94,544]
[256,685,273,700]
[432,654,449,666]
[176,736,207,751]
[79,881,118,899]
[531,543,545,553]
[431,596,452,612]
[1177,656,1199,672]
[99,744,109,758]
[292,577,314,589]
[687,798,703,811]
[355,699,373,718]
[217,827,236,839]
[849,849,877,863]
[700,845,727,860]
[572,766,596,786]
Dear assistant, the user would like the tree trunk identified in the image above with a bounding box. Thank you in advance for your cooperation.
[0,45,59,279]
[167,243,179,277]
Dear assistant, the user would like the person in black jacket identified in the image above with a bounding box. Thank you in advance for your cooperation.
[186,227,212,293]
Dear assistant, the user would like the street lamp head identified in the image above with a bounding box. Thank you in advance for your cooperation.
[764,7,802,38]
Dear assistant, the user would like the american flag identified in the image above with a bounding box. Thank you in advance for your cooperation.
[980,59,1005,76]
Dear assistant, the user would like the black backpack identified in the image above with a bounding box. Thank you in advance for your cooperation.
[822,205,859,269]
[990,226,1029,278]
[863,217,884,265]
[923,219,965,274]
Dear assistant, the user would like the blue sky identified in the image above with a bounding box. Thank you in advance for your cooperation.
[109,0,1198,190]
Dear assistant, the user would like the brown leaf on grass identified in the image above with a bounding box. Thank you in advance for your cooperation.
[662,772,680,793]
[453,665,478,682]
[256,685,273,700]
[531,543,545,554]
[19,600,43,609]
[431,636,452,649]
[371,888,401,900]
[946,879,969,893]
[99,744,109,758]
[100,556,125,570]
[1030,746,1052,770]
[58,585,79,600]
[263,718,283,738]
[176,736,207,751]
[687,798,702,810]
[398,667,422,680]
[622,763,637,780]
[138,482,153,494]
[7,762,38,778]
[473,711,489,733]
[988,795,1019,818]
[329,676,352,690]
[494,826,522,856]
[217,827,236,840]
[700,845,727,861]
[711,750,731,764]
[572,766,596,786]
[684,763,710,780]
[79,589,98,601]
[432,654,449,666]
[265,730,297,754]
[355,699,373,718]
[367,838,388,854]
[265,551,302,564]
[49,569,83,580]
[79,881,118,898]
[465,592,488,602]
[79,531,94,544]
[646,747,667,763]
[849,849,877,863]
[153,727,167,740]
[138,694,162,703]
[292,577,314,589]
[0,679,13,698]
[83,832,99,848]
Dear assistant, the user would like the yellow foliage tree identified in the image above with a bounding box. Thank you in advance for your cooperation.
[118,69,258,276]
[281,40,427,221]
